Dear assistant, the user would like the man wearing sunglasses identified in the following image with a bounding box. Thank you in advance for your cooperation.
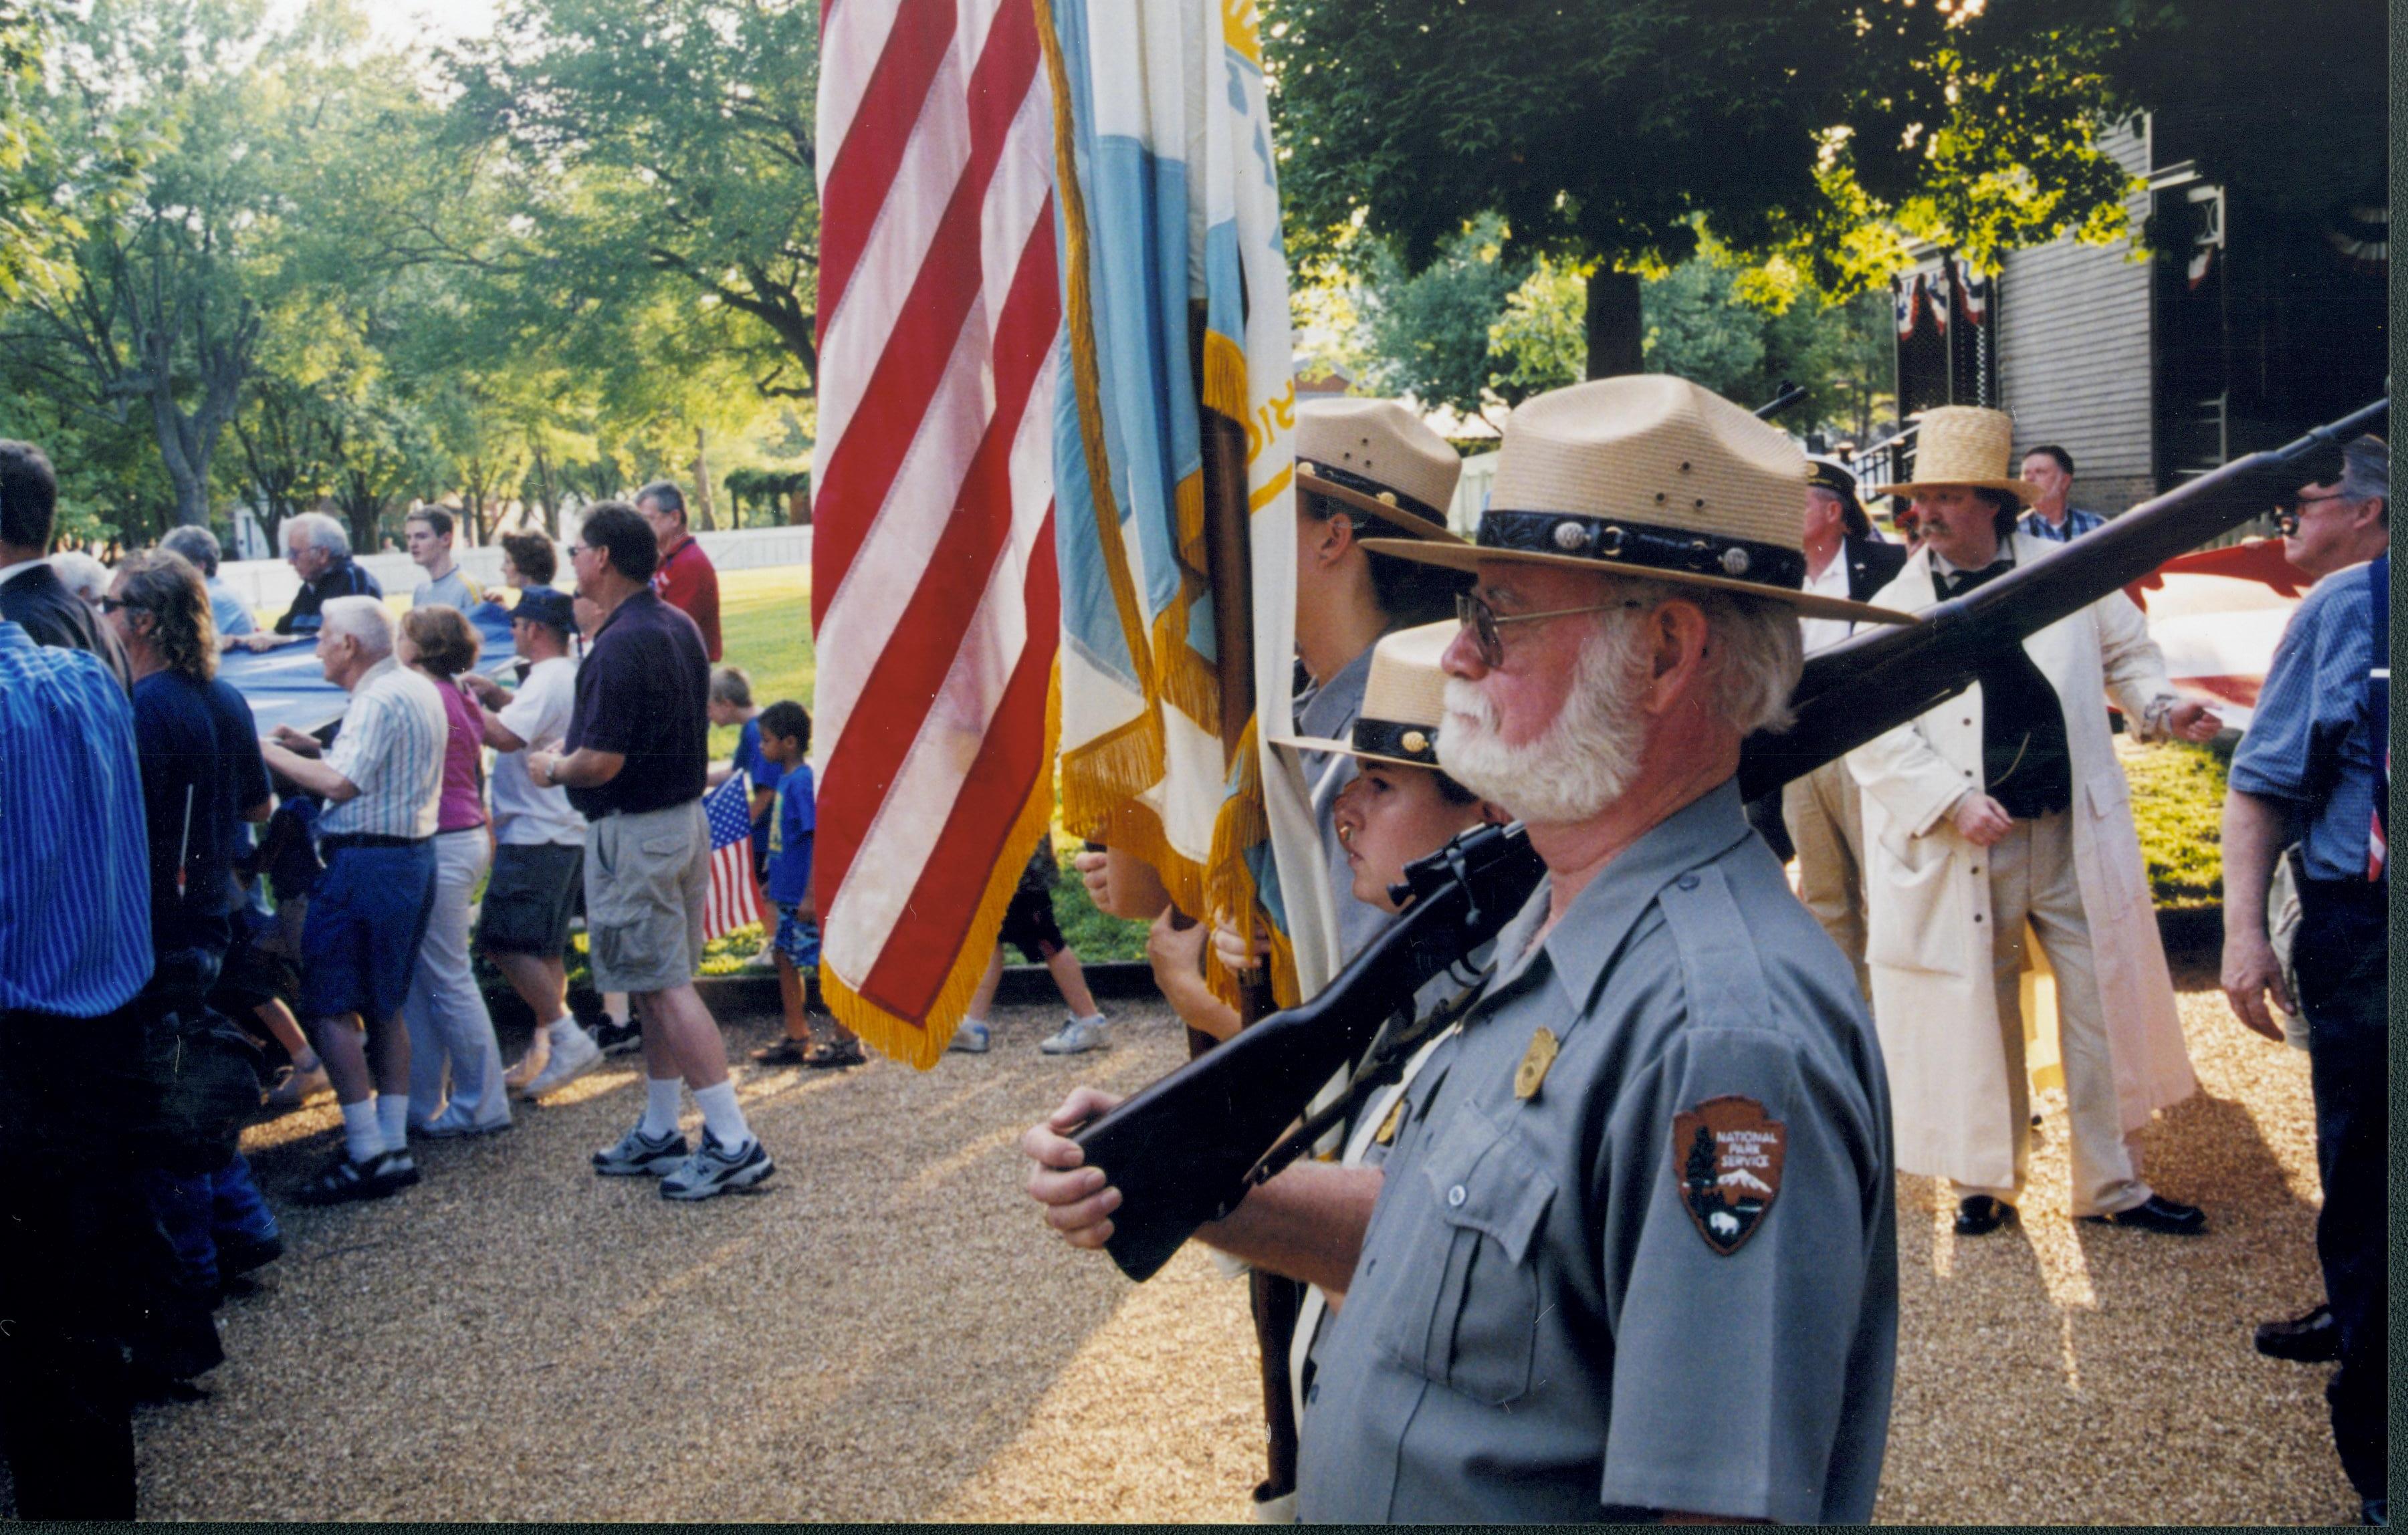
[2221,434,2389,1526]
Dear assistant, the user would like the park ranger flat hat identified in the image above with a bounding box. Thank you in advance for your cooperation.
[1868,404,2040,505]
[1295,396,1468,544]
[1362,374,1916,624]
[1273,620,1456,770]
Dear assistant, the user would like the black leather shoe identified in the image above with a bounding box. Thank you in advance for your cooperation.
[1955,1196,2018,1235]
[2255,1303,2341,1363]
[2080,1194,2206,1235]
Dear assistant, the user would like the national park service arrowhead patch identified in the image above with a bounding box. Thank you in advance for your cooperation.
[1672,1095,1786,1256]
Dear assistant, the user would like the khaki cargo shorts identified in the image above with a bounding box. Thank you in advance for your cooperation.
[584,800,709,995]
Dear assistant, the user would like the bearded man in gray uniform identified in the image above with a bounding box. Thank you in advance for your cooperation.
[1028,376,1906,1522]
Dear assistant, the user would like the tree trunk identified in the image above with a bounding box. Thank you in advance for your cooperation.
[789,483,811,525]
[691,427,717,531]
[1584,267,1645,380]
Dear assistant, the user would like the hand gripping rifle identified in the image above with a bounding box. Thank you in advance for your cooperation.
[1073,396,2387,1282]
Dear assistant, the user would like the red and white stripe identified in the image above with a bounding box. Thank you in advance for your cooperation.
[703,839,766,945]
[810,0,1061,1048]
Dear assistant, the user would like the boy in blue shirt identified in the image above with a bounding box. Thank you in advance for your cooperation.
[707,665,782,876]
[746,702,863,1068]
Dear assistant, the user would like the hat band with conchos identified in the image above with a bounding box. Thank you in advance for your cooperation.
[1479,511,1808,592]
[1300,460,1452,532]
[1350,715,1439,767]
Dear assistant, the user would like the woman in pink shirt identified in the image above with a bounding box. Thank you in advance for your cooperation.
[397,606,511,1136]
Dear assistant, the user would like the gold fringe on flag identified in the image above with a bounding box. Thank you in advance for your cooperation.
[818,667,1065,1070]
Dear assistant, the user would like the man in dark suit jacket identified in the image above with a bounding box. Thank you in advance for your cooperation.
[0,441,131,691]
[1775,457,1906,998]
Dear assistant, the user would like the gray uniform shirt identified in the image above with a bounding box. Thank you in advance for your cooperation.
[1295,644,1391,965]
[1297,778,1898,1524]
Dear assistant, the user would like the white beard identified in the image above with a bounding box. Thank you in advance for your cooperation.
[1438,616,1652,824]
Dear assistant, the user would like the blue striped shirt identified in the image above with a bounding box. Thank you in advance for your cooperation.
[2229,562,2385,883]
[318,658,448,840]
[0,621,153,1015]
[2019,505,2107,543]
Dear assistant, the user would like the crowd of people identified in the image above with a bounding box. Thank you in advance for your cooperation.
[0,365,2383,1522]
[1022,382,2390,1524]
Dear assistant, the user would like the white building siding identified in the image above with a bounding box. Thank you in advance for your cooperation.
[1995,122,2157,511]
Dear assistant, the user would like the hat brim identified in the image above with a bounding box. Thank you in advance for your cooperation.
[1298,470,1468,544]
[1868,477,2040,507]
[1268,733,1442,774]
[1356,537,1919,626]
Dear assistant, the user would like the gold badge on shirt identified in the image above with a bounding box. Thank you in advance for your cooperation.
[1513,1028,1559,1100]
[1372,1095,1406,1146]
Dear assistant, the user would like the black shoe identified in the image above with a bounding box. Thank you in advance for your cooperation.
[295,1149,419,1205]
[215,1232,285,1278]
[1955,1196,2018,1235]
[2080,1194,2206,1236]
[2255,1302,2341,1363]
[592,1014,643,1056]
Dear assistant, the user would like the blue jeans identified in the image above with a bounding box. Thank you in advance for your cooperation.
[138,1153,280,1294]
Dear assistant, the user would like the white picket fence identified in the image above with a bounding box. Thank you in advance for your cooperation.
[215,524,812,613]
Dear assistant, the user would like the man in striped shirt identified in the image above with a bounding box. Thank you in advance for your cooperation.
[0,618,152,1518]
[2017,445,2107,543]
[259,596,447,1203]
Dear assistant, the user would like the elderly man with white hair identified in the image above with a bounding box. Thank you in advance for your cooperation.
[239,511,382,648]
[1024,376,1906,1524]
[259,595,447,1203]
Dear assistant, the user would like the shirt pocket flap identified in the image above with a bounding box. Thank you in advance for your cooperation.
[1420,1122,1557,1266]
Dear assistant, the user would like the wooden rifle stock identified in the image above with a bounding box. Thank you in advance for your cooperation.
[1079,396,2386,1284]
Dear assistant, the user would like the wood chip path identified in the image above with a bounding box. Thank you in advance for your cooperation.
[109,966,2357,1522]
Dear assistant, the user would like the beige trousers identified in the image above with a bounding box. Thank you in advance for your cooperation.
[1957,808,2151,1217]
[1783,756,1870,1001]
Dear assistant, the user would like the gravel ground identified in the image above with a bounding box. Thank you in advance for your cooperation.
[112,964,2358,1523]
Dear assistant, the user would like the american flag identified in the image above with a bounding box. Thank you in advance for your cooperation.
[701,771,766,943]
[808,0,1062,1068]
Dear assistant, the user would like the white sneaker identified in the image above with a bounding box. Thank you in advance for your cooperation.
[949,1021,991,1054]
[522,1026,603,1098]
[1038,1016,1108,1056]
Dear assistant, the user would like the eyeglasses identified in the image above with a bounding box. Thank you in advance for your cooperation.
[97,596,131,613]
[1454,590,1638,668]
[2274,493,2352,536]
[565,543,590,558]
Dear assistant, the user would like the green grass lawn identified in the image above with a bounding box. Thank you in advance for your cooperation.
[691,566,1150,970]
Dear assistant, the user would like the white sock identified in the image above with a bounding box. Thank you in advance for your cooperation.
[641,1076,684,1138]
[691,1079,752,1150]
[1076,1013,1107,1029]
[376,1092,411,1153]
[547,1014,586,1047]
[341,1100,384,1163]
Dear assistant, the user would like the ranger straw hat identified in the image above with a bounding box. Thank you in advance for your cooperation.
[1868,405,2039,505]
[1363,374,1914,624]
[1273,620,1455,770]
[1296,396,1466,544]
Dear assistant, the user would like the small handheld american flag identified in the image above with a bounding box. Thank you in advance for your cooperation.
[702,771,766,943]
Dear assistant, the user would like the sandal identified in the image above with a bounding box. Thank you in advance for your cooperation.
[750,1036,814,1066]
[802,1041,866,1070]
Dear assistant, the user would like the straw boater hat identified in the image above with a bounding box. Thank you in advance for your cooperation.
[1273,620,1456,770]
[1295,396,1467,544]
[1868,405,2039,505]
[1361,374,1914,624]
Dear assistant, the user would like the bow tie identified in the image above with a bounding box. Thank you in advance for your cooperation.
[1938,560,2013,597]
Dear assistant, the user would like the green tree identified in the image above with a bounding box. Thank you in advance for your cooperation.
[445,0,823,399]
[1272,0,2139,378]
[1353,216,1526,422]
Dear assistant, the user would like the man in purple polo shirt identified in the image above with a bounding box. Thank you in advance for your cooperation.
[525,501,774,1201]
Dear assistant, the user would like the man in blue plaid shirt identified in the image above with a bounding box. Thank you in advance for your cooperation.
[2017,445,2107,542]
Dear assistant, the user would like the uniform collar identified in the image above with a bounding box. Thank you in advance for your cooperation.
[1493,777,1756,1014]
